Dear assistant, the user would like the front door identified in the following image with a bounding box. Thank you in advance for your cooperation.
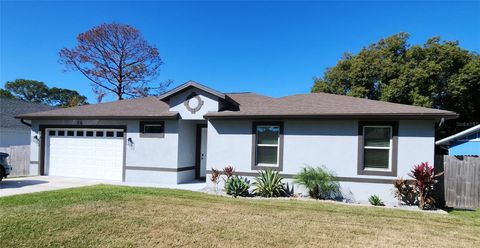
[196,124,207,179]
[200,128,207,178]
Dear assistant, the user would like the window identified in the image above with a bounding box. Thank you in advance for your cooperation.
[96,131,104,137]
[144,125,163,133]
[358,121,398,176]
[67,131,75,136]
[140,121,165,138]
[252,122,283,170]
[86,131,94,137]
[58,130,65,136]
[116,131,124,137]
[48,130,56,136]
[106,131,114,137]
[363,126,391,169]
[76,131,84,136]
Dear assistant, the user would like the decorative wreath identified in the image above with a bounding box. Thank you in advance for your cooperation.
[184,92,204,114]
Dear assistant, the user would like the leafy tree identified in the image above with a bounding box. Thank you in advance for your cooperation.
[47,87,88,107]
[59,23,169,100]
[2,79,88,107]
[312,33,480,136]
[4,79,49,103]
[0,89,15,99]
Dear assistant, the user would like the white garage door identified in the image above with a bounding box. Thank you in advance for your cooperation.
[46,128,124,181]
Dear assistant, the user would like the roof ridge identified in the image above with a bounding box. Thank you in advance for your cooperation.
[275,92,455,113]
[224,92,253,94]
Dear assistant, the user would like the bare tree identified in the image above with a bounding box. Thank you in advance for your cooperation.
[59,23,168,100]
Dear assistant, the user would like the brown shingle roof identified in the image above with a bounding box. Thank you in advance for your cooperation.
[205,92,458,119]
[17,87,458,120]
[16,96,178,120]
[1,97,56,128]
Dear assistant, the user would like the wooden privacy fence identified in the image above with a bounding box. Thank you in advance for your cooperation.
[436,155,480,209]
[0,145,30,177]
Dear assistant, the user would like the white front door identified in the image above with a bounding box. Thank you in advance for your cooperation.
[46,128,124,181]
[200,127,207,178]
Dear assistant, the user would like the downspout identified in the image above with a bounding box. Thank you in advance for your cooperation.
[20,118,32,127]
[438,117,446,128]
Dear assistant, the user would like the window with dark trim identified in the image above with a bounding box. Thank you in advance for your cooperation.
[67,130,75,136]
[358,121,398,176]
[48,130,56,136]
[140,121,165,138]
[252,121,284,171]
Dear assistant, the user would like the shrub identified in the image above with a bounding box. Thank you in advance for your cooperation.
[393,178,418,205]
[368,194,385,206]
[210,168,220,184]
[223,166,235,179]
[225,176,250,197]
[284,182,294,197]
[293,166,340,200]
[253,169,287,197]
[409,162,443,209]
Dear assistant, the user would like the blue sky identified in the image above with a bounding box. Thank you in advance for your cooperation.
[1,1,479,102]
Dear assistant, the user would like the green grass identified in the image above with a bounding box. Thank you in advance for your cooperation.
[0,185,478,247]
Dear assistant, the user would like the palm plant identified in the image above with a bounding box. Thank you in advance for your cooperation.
[253,169,287,197]
[293,166,340,200]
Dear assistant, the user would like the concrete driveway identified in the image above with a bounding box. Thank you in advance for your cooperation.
[0,176,111,197]
[0,176,207,197]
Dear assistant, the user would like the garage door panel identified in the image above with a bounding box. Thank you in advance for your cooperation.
[47,129,124,181]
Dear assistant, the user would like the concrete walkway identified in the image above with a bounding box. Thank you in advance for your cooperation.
[0,176,207,197]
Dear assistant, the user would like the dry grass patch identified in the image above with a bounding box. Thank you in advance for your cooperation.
[0,185,478,247]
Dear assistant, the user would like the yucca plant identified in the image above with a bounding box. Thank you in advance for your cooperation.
[253,169,287,197]
[409,162,443,209]
[293,166,340,200]
[225,176,250,197]
[368,194,385,206]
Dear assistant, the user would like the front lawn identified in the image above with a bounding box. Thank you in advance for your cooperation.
[0,185,478,247]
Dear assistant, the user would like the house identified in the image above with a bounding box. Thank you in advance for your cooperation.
[1,97,56,176]
[1,97,56,147]
[17,81,458,202]
[436,124,480,156]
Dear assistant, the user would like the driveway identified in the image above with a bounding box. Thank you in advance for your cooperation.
[0,176,110,197]
[0,176,207,197]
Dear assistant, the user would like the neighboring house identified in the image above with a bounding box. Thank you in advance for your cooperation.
[17,81,457,202]
[436,124,480,156]
[0,97,56,147]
